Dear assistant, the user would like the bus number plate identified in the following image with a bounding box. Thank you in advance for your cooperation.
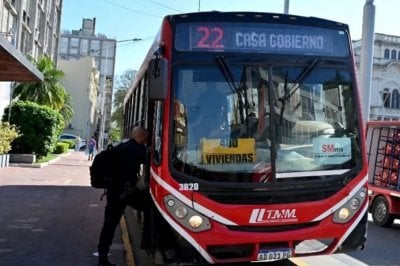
[257,248,292,261]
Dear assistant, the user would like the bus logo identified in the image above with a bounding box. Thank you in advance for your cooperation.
[249,208,298,224]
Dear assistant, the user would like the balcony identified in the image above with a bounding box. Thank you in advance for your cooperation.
[370,106,400,121]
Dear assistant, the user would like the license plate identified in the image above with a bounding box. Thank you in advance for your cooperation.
[257,248,292,261]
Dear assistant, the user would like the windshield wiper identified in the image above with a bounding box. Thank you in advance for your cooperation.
[216,56,249,124]
[216,56,240,95]
[277,59,320,103]
[276,59,320,124]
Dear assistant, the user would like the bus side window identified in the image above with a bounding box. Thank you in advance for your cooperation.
[148,58,168,100]
[153,101,163,165]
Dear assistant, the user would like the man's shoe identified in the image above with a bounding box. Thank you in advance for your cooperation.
[98,256,116,266]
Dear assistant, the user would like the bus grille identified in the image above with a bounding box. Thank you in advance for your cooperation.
[226,221,320,233]
[202,188,337,204]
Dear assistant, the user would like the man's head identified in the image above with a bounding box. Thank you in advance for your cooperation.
[132,126,148,145]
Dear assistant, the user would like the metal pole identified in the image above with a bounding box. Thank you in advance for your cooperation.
[96,38,142,151]
[359,0,375,123]
[284,0,290,14]
[98,47,108,151]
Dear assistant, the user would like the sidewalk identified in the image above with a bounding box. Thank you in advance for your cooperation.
[0,151,127,266]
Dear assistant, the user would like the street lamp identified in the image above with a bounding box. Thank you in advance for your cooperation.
[97,38,142,151]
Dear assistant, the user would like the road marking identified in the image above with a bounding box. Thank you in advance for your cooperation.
[120,216,135,266]
[7,225,33,229]
[290,258,310,266]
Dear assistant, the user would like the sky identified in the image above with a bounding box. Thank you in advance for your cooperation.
[61,0,399,77]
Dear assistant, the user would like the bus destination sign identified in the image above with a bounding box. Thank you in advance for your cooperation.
[175,23,349,57]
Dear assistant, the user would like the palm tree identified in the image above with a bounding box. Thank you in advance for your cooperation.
[60,93,74,127]
[12,56,73,123]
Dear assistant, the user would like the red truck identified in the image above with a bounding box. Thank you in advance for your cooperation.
[366,121,400,226]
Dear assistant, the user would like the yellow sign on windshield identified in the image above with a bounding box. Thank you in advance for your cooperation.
[200,138,256,164]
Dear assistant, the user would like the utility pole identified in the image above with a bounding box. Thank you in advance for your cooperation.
[284,0,289,14]
[97,38,142,151]
[359,0,375,124]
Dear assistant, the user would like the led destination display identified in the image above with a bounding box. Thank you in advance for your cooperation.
[175,22,349,57]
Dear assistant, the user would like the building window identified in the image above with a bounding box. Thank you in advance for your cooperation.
[382,88,391,108]
[70,38,79,48]
[392,89,400,109]
[80,39,89,55]
[391,50,397,60]
[101,41,115,57]
[69,47,78,54]
[90,40,100,54]
[59,37,68,53]
[384,49,390,59]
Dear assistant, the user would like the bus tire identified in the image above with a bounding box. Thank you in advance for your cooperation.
[371,196,394,227]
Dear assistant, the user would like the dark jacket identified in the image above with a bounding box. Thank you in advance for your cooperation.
[108,139,146,198]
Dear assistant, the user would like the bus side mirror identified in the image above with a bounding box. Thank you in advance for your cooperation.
[148,58,168,101]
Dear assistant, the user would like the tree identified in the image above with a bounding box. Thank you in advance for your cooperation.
[60,93,74,127]
[12,55,73,124]
[110,69,136,140]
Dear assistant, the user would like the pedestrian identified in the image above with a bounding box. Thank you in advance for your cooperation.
[88,136,97,161]
[75,135,81,151]
[97,126,148,266]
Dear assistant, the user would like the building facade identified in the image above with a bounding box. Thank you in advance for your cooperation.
[354,33,400,121]
[58,57,99,143]
[1,0,62,61]
[58,18,116,145]
[0,0,62,117]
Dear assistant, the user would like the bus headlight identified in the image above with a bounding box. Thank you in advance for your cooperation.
[338,207,350,220]
[175,206,188,219]
[333,187,366,223]
[164,195,211,232]
[189,215,203,228]
[349,198,360,210]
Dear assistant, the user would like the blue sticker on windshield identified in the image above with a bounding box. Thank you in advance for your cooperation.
[313,138,351,164]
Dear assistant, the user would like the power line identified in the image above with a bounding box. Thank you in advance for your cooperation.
[115,36,155,48]
[101,0,162,18]
[145,0,185,13]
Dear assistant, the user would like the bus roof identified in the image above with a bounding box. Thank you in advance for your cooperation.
[164,11,349,31]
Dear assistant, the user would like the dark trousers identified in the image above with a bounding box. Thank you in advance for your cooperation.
[98,194,126,257]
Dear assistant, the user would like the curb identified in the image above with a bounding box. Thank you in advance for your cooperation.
[120,216,136,266]
[8,151,71,168]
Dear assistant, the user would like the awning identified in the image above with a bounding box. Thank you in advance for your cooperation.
[0,36,43,82]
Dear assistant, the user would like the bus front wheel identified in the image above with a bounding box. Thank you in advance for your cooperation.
[371,196,394,227]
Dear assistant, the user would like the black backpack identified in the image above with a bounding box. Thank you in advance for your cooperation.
[89,143,121,188]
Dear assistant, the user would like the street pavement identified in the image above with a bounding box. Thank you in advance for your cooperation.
[0,151,127,266]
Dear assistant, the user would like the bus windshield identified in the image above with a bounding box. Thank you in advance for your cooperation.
[171,60,361,184]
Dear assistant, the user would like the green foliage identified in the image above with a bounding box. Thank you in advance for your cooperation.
[59,139,74,149]
[5,56,74,156]
[109,128,122,143]
[35,153,58,163]
[54,142,69,154]
[110,88,126,130]
[12,55,73,125]
[59,93,74,127]
[0,122,21,154]
[3,101,64,157]
[111,69,136,137]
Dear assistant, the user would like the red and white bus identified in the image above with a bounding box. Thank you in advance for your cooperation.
[123,11,368,265]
